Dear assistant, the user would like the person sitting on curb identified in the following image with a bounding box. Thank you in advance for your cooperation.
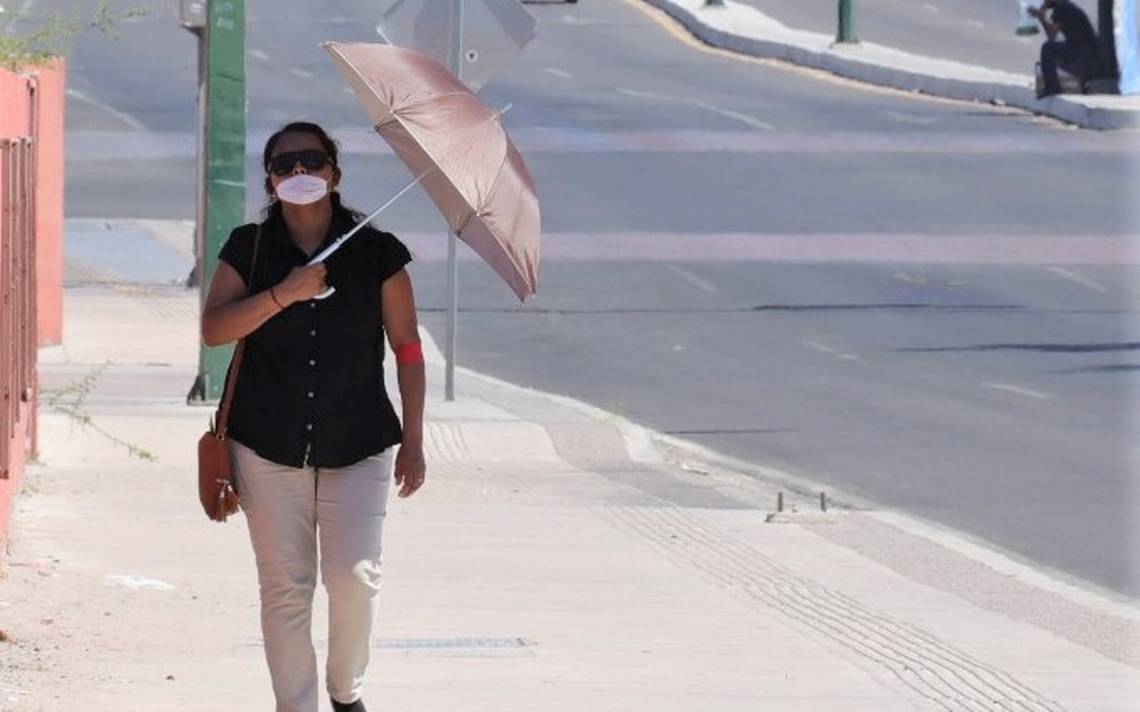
[1030,0,1105,98]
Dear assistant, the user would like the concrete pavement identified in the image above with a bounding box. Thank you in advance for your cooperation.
[639,0,1140,129]
[1,254,1138,709]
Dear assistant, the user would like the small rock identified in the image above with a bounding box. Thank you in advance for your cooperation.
[0,629,9,642]
[41,616,54,625]
[165,674,175,681]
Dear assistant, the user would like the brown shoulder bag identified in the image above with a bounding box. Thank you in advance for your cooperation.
[198,225,262,522]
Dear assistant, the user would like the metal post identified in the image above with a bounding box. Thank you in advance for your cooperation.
[187,0,247,403]
[444,0,464,402]
[837,0,858,43]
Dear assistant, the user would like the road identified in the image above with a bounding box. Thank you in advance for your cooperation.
[52,0,1140,596]
[735,0,1104,75]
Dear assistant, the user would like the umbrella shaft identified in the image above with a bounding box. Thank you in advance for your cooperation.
[308,166,436,265]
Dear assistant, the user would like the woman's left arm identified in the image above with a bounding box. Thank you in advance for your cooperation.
[383,268,427,498]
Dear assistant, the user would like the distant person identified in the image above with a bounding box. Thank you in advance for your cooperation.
[1030,0,1105,97]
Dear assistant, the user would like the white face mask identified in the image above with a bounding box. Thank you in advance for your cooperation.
[275,174,329,205]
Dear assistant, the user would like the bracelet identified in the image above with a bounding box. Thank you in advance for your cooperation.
[269,287,286,311]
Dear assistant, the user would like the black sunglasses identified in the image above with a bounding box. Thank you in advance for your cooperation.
[268,149,333,176]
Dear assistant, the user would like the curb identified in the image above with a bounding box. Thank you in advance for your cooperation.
[640,0,1140,130]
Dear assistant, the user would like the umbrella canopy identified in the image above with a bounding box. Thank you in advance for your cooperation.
[323,41,540,301]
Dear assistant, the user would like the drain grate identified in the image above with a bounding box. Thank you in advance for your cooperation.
[377,637,532,650]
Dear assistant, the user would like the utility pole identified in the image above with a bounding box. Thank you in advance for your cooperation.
[837,0,858,44]
[181,0,247,403]
[444,0,464,402]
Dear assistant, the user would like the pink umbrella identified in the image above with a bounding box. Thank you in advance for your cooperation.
[322,41,540,301]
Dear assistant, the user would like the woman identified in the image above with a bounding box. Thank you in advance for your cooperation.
[201,122,426,712]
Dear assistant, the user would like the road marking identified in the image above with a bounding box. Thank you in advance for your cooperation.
[894,272,928,284]
[883,111,938,125]
[665,263,717,293]
[289,67,315,79]
[249,48,270,62]
[922,3,941,13]
[66,88,146,131]
[983,383,1051,400]
[1045,266,1108,293]
[616,87,773,130]
[555,13,593,26]
[966,19,987,30]
[804,339,860,361]
[544,67,572,79]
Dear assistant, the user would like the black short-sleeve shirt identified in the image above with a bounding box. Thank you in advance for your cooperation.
[218,210,412,469]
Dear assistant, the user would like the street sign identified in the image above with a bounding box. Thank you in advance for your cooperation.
[378,0,536,93]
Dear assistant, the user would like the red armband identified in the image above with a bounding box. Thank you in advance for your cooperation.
[394,341,423,366]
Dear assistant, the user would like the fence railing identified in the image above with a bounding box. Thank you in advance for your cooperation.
[1,137,38,480]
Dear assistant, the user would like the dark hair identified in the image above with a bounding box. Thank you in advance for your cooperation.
[261,121,364,223]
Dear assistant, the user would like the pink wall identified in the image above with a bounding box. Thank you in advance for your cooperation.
[34,60,65,347]
[0,403,31,559]
[0,59,64,558]
[0,60,64,346]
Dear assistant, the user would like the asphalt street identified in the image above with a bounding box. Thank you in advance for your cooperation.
[50,0,1140,595]
[734,0,1104,75]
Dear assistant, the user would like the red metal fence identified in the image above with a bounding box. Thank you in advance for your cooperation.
[0,137,37,483]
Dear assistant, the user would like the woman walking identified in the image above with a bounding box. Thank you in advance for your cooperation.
[201,121,426,712]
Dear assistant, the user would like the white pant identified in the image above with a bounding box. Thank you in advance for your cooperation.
[230,440,393,712]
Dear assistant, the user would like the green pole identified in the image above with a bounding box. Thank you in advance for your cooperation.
[192,0,246,402]
[837,0,858,43]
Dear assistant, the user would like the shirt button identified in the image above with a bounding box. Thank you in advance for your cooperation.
[310,330,316,337]
[306,424,313,431]
[309,359,316,367]
[307,391,314,398]
[309,302,316,309]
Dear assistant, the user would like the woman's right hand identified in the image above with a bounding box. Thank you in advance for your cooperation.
[275,263,328,306]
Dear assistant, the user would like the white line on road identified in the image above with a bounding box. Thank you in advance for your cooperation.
[66,88,146,131]
[1045,266,1109,293]
[922,3,941,13]
[665,264,717,293]
[249,49,271,63]
[616,87,773,130]
[966,20,987,30]
[804,339,860,361]
[883,111,938,126]
[289,67,315,79]
[544,67,572,79]
[983,382,1052,400]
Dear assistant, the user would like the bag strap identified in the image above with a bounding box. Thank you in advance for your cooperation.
[216,225,264,439]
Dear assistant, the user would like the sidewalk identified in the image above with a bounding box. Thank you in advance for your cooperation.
[1,264,1139,708]
[641,0,1140,130]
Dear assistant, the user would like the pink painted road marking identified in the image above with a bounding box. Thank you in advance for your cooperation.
[398,232,1140,264]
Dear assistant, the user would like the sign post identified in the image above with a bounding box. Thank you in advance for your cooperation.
[185,0,247,403]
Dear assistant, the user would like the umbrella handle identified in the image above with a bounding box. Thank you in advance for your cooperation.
[312,286,336,301]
